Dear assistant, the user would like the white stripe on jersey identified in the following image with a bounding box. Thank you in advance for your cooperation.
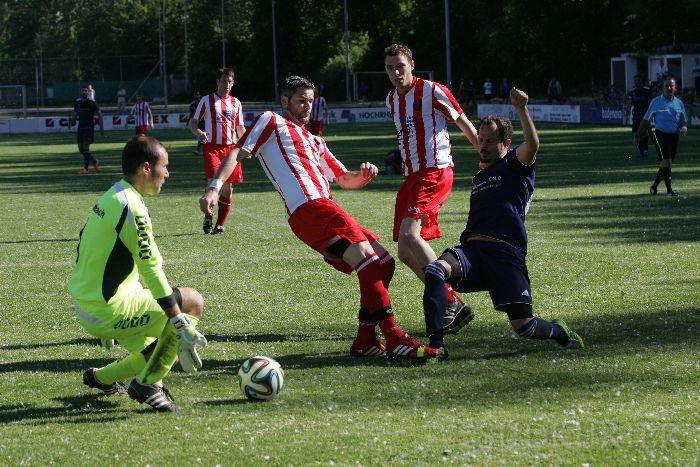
[386,77,462,176]
[194,93,244,145]
[237,111,347,217]
[130,102,151,127]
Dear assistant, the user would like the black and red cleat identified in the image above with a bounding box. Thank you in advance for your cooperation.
[386,333,441,362]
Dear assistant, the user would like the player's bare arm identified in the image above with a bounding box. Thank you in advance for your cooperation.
[454,113,479,151]
[511,88,539,165]
[235,124,246,140]
[336,162,378,190]
[199,147,251,215]
[188,117,209,143]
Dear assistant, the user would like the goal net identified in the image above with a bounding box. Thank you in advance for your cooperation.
[0,85,27,116]
[352,71,434,102]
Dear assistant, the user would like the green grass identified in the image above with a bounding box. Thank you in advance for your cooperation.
[1,122,699,465]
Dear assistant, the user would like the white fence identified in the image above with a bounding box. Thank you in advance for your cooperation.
[1,103,697,134]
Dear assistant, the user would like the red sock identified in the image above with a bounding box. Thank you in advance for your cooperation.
[377,316,404,342]
[355,255,390,311]
[377,251,395,289]
[216,196,232,227]
[355,321,377,342]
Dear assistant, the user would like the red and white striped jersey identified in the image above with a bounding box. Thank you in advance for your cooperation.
[311,96,327,122]
[194,93,244,145]
[236,111,347,217]
[130,101,152,127]
[386,77,463,176]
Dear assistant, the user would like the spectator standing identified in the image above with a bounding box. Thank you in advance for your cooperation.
[693,57,700,92]
[116,85,127,114]
[465,79,477,107]
[499,78,509,101]
[547,76,562,103]
[483,78,493,101]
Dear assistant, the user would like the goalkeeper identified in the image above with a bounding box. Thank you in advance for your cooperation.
[68,135,207,413]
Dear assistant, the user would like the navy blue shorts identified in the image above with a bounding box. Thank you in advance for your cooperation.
[444,241,532,311]
[77,128,94,145]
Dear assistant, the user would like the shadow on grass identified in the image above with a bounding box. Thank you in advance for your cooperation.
[529,192,700,243]
[0,394,129,425]
[1,306,696,423]
[0,337,96,351]
[0,231,198,245]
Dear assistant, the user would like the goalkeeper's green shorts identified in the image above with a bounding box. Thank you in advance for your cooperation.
[72,282,168,354]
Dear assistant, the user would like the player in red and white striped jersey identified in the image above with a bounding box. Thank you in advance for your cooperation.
[129,94,153,135]
[384,43,479,334]
[188,68,246,235]
[200,75,441,361]
[310,86,329,136]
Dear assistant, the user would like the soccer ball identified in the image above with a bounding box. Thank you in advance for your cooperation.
[237,356,284,400]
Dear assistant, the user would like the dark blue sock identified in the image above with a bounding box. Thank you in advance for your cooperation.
[515,317,565,344]
[423,262,449,346]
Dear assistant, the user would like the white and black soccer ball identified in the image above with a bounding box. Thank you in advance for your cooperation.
[237,356,284,400]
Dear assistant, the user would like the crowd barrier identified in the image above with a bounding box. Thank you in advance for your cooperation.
[1,103,697,135]
[477,103,700,127]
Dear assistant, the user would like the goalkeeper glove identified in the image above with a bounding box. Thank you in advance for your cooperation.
[100,338,115,350]
[170,314,207,373]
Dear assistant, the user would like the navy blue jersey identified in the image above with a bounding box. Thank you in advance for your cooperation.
[460,147,534,254]
[74,98,99,129]
[628,86,652,121]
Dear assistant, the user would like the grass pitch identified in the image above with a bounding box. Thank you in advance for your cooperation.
[1,122,699,465]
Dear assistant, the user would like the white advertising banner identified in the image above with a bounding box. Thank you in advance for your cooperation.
[478,104,581,123]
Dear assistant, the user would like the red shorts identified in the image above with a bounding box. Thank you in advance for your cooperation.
[310,120,323,136]
[288,198,379,274]
[135,125,148,134]
[203,143,244,183]
[393,166,453,242]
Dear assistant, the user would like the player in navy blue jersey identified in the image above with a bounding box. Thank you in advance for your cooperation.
[628,75,652,158]
[422,88,584,358]
[73,86,104,174]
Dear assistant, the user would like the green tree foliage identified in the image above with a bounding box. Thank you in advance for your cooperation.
[0,0,698,101]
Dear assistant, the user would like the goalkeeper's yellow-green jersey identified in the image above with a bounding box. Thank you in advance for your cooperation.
[68,179,173,305]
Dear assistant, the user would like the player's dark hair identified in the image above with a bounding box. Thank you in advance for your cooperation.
[478,115,513,142]
[122,136,165,175]
[279,75,316,100]
[217,68,235,80]
[384,43,413,62]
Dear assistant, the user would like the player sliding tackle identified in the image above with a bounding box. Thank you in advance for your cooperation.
[200,75,442,361]
[422,88,584,357]
[69,136,207,412]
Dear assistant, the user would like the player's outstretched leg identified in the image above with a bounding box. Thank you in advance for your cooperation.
[345,241,440,361]
[83,367,127,396]
[507,304,584,349]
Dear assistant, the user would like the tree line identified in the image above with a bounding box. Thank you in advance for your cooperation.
[1,0,698,102]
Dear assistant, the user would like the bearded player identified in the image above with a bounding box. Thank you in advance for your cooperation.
[200,75,441,361]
